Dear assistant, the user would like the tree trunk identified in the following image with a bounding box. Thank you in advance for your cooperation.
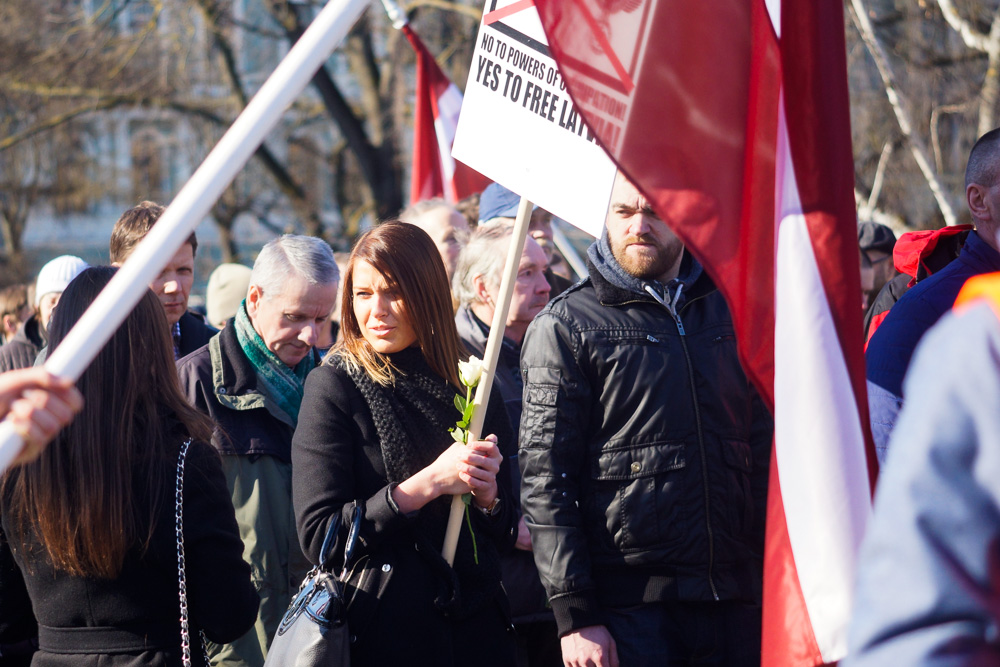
[278,2,403,221]
[848,0,959,226]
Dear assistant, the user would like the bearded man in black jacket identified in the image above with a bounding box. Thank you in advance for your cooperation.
[519,173,773,667]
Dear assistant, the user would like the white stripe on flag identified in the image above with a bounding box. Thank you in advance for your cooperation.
[434,83,464,201]
[765,0,782,38]
[773,95,872,663]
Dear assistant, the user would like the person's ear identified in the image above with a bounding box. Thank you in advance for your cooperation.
[473,274,492,306]
[968,183,991,221]
[246,284,263,317]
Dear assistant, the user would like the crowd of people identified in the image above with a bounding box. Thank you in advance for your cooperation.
[843,128,1000,662]
[4,129,1000,667]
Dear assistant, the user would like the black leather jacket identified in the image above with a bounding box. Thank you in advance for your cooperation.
[519,254,772,636]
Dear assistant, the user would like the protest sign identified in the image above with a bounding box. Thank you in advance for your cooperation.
[452,0,617,237]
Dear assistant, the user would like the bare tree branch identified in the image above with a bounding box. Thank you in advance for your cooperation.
[977,12,1000,135]
[930,101,973,172]
[935,0,991,51]
[192,0,328,236]
[855,188,906,231]
[848,0,959,226]
[0,100,122,151]
[934,1,1000,136]
[274,1,402,219]
[404,0,481,22]
[868,141,893,211]
[191,0,250,107]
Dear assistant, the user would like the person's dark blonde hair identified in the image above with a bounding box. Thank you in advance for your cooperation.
[109,201,197,263]
[3,267,214,578]
[334,221,462,387]
[0,284,29,319]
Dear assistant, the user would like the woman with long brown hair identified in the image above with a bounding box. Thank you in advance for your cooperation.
[293,221,518,666]
[1,266,258,666]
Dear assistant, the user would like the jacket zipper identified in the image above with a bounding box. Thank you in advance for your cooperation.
[644,284,719,600]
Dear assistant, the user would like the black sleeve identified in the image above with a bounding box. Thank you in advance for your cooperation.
[182,441,260,643]
[175,355,205,413]
[518,310,602,636]
[292,366,412,567]
[470,380,518,552]
[175,352,215,433]
[0,522,36,660]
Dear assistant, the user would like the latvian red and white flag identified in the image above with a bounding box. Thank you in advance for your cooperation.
[402,23,491,204]
[535,0,878,664]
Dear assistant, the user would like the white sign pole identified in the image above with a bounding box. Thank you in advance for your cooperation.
[442,196,532,565]
[0,0,372,473]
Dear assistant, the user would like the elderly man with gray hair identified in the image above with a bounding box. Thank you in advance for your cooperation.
[177,235,340,667]
[453,223,559,666]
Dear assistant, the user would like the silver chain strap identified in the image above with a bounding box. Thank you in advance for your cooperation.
[175,438,210,667]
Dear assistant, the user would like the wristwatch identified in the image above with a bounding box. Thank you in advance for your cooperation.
[476,496,501,517]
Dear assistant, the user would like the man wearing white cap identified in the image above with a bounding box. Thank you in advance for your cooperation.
[205,263,253,329]
[0,255,88,372]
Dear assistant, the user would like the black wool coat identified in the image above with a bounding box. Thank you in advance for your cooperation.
[292,348,519,667]
[0,440,259,667]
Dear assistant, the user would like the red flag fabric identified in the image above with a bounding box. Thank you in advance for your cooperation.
[403,24,491,204]
[534,1,877,664]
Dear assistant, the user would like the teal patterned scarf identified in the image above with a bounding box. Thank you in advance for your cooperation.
[234,300,314,424]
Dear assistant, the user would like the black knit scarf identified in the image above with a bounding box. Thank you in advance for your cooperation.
[343,348,458,484]
[337,347,502,619]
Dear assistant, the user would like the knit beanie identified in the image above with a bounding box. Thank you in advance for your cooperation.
[206,263,252,328]
[35,255,89,306]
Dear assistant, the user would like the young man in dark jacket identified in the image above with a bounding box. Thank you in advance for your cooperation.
[176,235,339,667]
[110,201,215,358]
[519,173,772,667]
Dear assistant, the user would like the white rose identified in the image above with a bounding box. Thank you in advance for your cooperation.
[458,357,484,387]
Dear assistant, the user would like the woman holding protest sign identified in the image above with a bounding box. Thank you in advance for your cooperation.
[292,221,518,666]
[0,267,258,666]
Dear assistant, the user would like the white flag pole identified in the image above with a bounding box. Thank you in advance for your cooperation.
[379,0,408,28]
[442,195,532,565]
[0,0,372,474]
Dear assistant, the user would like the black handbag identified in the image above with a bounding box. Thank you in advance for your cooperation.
[263,507,361,667]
